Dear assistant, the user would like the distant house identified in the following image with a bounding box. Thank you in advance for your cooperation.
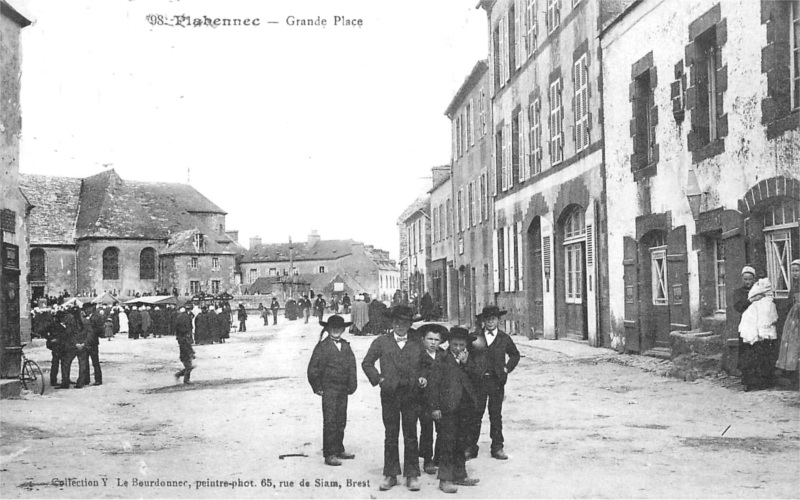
[239,231,400,302]
[20,169,243,300]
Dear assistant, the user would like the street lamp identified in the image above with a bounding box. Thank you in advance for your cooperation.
[686,169,705,220]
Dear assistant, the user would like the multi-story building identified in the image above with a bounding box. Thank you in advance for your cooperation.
[602,0,799,364]
[445,60,495,327]
[0,0,32,397]
[399,198,432,304]
[429,167,456,321]
[479,0,629,343]
[20,170,241,299]
[240,232,399,302]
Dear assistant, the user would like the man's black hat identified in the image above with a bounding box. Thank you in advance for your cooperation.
[476,305,507,320]
[386,305,416,322]
[416,323,449,338]
[320,315,353,331]
[445,326,474,343]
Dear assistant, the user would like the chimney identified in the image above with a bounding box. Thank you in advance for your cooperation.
[225,230,239,243]
[250,236,262,249]
[431,165,450,189]
[308,230,321,247]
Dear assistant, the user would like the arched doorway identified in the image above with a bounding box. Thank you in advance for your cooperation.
[557,205,588,340]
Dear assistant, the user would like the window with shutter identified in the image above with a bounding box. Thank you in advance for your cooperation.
[516,221,524,290]
[526,0,537,56]
[506,226,514,291]
[493,229,501,292]
[543,235,551,277]
[574,55,589,152]
[550,79,563,165]
[547,0,560,34]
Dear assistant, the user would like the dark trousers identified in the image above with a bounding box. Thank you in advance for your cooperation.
[437,395,472,482]
[50,351,62,386]
[272,310,278,325]
[381,388,421,477]
[61,348,89,388]
[88,345,102,384]
[419,405,441,464]
[176,342,194,383]
[239,320,246,332]
[468,376,505,454]
[321,387,348,457]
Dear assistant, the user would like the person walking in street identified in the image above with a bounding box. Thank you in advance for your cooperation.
[361,305,425,492]
[237,303,248,332]
[270,297,280,325]
[307,315,357,466]
[128,306,142,339]
[467,305,520,460]
[259,303,269,326]
[302,295,312,324]
[737,270,779,391]
[416,323,448,475]
[140,306,151,338]
[420,292,434,321]
[342,293,351,314]
[174,307,196,384]
[208,307,221,344]
[428,326,480,494]
[351,295,369,335]
[777,260,800,388]
[314,295,327,323]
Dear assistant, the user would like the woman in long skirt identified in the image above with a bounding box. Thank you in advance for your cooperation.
[776,260,800,385]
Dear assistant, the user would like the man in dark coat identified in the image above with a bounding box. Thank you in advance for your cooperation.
[47,309,65,387]
[207,307,220,343]
[174,308,195,384]
[128,307,142,339]
[467,305,520,460]
[195,306,211,345]
[341,293,351,314]
[314,295,327,322]
[428,326,480,493]
[57,307,84,389]
[151,306,164,338]
[416,323,449,475]
[270,297,280,325]
[307,315,357,466]
[420,292,434,321]
[368,299,388,335]
[362,305,425,492]
[87,307,104,385]
[237,303,248,332]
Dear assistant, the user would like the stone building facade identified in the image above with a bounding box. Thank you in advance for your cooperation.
[602,0,799,364]
[446,60,495,328]
[240,232,399,302]
[20,170,241,300]
[478,0,629,343]
[0,0,32,396]
[429,169,455,322]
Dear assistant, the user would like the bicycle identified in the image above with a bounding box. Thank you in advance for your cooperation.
[20,347,45,395]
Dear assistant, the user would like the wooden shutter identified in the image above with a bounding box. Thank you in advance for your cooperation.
[667,225,690,330]
[516,221,524,291]
[506,226,514,291]
[584,201,598,345]
[541,216,555,339]
[623,236,640,352]
[493,229,500,293]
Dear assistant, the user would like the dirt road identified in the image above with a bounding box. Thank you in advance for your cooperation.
[1,317,798,498]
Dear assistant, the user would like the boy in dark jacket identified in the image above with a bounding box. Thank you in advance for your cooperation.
[307,315,358,466]
[416,323,448,475]
[428,326,479,494]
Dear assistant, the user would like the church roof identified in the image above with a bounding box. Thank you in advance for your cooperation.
[20,169,231,244]
[162,228,237,255]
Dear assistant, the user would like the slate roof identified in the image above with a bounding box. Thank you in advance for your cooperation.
[162,229,237,255]
[398,194,430,224]
[19,174,82,245]
[20,169,231,244]
[240,239,356,263]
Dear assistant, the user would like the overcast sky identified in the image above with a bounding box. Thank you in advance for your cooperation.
[18,0,487,260]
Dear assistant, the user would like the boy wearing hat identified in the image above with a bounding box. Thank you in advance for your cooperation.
[429,326,479,494]
[174,307,196,384]
[308,315,358,466]
[416,323,449,475]
[467,305,520,460]
[362,305,425,491]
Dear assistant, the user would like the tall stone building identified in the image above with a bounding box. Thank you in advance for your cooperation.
[0,0,32,397]
[398,195,431,303]
[429,167,455,321]
[478,0,630,342]
[20,170,242,299]
[601,0,799,364]
[445,60,495,328]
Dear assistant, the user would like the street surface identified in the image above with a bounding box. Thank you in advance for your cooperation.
[1,316,799,499]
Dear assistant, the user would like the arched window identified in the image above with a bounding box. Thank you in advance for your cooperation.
[30,248,46,281]
[140,247,156,280]
[103,247,120,280]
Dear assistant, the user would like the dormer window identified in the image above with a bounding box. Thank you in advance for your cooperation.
[194,233,206,252]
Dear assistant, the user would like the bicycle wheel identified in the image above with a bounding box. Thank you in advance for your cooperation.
[22,360,45,395]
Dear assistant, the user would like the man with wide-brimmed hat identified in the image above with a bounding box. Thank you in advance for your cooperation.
[467,305,520,460]
[362,305,425,491]
[428,326,479,493]
[308,315,357,466]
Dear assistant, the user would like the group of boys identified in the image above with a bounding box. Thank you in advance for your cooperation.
[46,303,106,389]
[307,304,519,494]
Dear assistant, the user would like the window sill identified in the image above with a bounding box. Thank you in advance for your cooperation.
[765,110,800,140]
[633,162,658,182]
[691,138,724,164]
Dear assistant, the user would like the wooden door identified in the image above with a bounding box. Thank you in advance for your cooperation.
[564,242,587,340]
[530,218,544,338]
[667,226,691,335]
[623,237,641,352]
